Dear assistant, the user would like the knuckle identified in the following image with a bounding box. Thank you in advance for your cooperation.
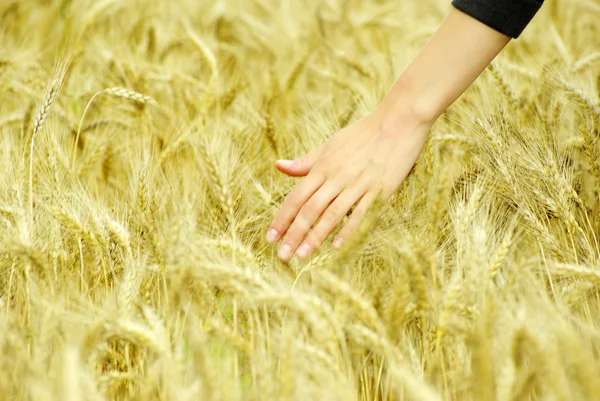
[308,167,326,181]
[283,229,301,245]
[313,223,332,242]
[310,223,330,244]
[358,170,375,184]
[300,203,317,217]
[334,172,352,185]
[315,153,330,165]
[301,198,324,217]
[326,203,345,219]
[349,206,365,220]
[314,191,332,207]
[306,233,324,248]
[331,166,351,179]
[285,194,303,210]
[294,214,314,232]
[270,215,286,229]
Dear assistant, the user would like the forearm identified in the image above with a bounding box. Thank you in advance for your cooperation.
[377,7,511,133]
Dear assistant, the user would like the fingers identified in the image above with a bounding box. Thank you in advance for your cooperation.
[276,180,342,261]
[275,145,326,177]
[295,184,368,258]
[332,189,379,249]
[266,171,325,246]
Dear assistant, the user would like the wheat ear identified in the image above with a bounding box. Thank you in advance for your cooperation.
[71,87,157,167]
[29,76,64,227]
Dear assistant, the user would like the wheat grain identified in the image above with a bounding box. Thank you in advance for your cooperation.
[104,87,158,106]
[489,220,517,279]
[263,111,279,159]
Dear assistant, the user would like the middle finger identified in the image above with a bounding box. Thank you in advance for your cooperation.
[278,179,342,261]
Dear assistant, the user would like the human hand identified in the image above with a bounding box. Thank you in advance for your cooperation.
[264,5,513,262]
[265,107,432,261]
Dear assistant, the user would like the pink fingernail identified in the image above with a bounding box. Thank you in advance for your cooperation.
[333,237,344,249]
[266,228,278,243]
[296,243,311,258]
[278,244,292,260]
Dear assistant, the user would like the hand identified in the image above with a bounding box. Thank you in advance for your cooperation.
[265,5,512,262]
[265,106,432,261]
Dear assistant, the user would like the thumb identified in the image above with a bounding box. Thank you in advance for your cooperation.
[275,146,325,177]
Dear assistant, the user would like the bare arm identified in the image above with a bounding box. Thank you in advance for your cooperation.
[267,7,520,261]
[376,7,512,135]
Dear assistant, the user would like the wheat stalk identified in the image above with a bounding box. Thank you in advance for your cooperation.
[29,76,64,227]
[71,87,157,167]
[185,25,218,81]
[316,270,386,335]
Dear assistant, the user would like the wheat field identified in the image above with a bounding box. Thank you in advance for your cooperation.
[1,0,600,399]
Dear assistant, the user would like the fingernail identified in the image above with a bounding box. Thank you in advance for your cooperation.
[278,244,292,260]
[266,228,278,243]
[333,237,344,249]
[296,243,311,258]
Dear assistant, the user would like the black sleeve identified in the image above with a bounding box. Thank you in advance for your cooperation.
[451,0,544,38]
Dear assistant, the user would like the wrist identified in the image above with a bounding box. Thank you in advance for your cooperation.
[380,76,440,125]
[374,77,439,138]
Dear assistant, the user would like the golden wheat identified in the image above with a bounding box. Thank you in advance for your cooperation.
[1,0,600,400]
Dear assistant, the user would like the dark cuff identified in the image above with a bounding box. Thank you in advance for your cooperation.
[452,0,544,38]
